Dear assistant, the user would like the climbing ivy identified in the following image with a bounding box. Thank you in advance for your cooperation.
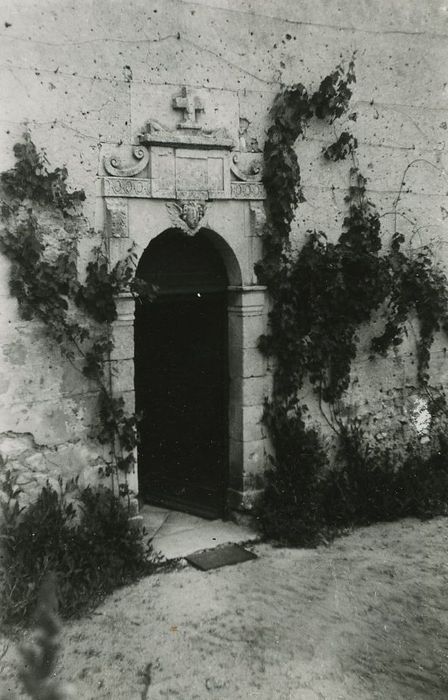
[0,133,156,496]
[1,133,85,214]
[258,57,448,544]
[260,56,448,408]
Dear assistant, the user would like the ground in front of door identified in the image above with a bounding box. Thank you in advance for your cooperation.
[1,517,447,699]
[140,505,258,560]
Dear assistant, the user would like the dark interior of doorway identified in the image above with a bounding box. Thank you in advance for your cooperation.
[134,229,229,519]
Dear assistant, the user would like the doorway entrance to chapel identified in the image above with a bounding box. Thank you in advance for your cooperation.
[135,229,229,518]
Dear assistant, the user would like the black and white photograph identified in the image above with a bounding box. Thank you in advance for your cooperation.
[0,1,447,697]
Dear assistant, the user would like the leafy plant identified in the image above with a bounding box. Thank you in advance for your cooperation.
[0,476,156,626]
[257,402,330,546]
[370,236,448,386]
[323,131,358,161]
[1,132,85,215]
[259,410,448,546]
[324,424,448,527]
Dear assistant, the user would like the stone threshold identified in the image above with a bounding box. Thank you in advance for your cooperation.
[139,504,259,561]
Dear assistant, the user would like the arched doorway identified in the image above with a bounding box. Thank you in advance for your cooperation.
[134,229,229,518]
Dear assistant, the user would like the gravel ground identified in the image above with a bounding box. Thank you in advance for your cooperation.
[1,517,448,699]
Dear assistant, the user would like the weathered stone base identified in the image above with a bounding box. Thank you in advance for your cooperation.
[227,486,264,514]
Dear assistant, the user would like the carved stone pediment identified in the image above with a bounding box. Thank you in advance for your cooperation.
[100,90,266,199]
[138,120,234,151]
[138,86,234,149]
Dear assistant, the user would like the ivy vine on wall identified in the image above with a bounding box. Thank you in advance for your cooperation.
[257,56,448,544]
[259,55,448,409]
[0,133,156,498]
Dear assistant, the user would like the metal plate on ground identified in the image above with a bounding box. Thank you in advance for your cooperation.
[186,543,257,571]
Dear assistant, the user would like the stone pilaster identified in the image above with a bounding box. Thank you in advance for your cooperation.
[109,292,138,495]
[227,285,270,511]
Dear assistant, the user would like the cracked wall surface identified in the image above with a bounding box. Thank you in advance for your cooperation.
[0,0,447,499]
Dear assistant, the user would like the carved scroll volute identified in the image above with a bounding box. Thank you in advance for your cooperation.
[230,153,263,182]
[103,145,150,178]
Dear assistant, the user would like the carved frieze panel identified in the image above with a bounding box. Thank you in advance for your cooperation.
[176,189,209,200]
[100,125,265,200]
[231,182,266,200]
[103,177,151,198]
[101,175,266,200]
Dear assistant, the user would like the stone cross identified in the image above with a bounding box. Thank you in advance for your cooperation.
[172,86,204,129]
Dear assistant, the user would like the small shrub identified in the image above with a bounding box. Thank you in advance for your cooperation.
[258,417,448,547]
[0,477,155,626]
[323,424,402,526]
[257,402,330,546]
[324,427,448,527]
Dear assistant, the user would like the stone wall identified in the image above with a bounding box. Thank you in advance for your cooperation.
[0,0,447,504]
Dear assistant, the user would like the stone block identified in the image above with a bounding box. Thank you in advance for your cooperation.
[206,201,254,285]
[109,359,135,393]
[23,452,47,472]
[230,375,272,407]
[228,309,267,349]
[115,294,136,323]
[229,404,265,442]
[0,433,34,461]
[227,486,263,513]
[116,389,137,416]
[107,237,133,269]
[229,436,269,488]
[110,321,135,361]
[230,347,266,378]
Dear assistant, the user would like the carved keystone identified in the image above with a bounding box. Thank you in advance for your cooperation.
[166,200,208,235]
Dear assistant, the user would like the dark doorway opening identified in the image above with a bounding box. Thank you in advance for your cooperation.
[135,229,229,518]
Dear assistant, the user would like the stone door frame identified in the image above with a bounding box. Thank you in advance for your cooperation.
[99,127,271,513]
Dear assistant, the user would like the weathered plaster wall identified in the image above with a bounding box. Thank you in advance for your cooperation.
[0,0,447,500]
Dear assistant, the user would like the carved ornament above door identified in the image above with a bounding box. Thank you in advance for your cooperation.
[101,86,266,202]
